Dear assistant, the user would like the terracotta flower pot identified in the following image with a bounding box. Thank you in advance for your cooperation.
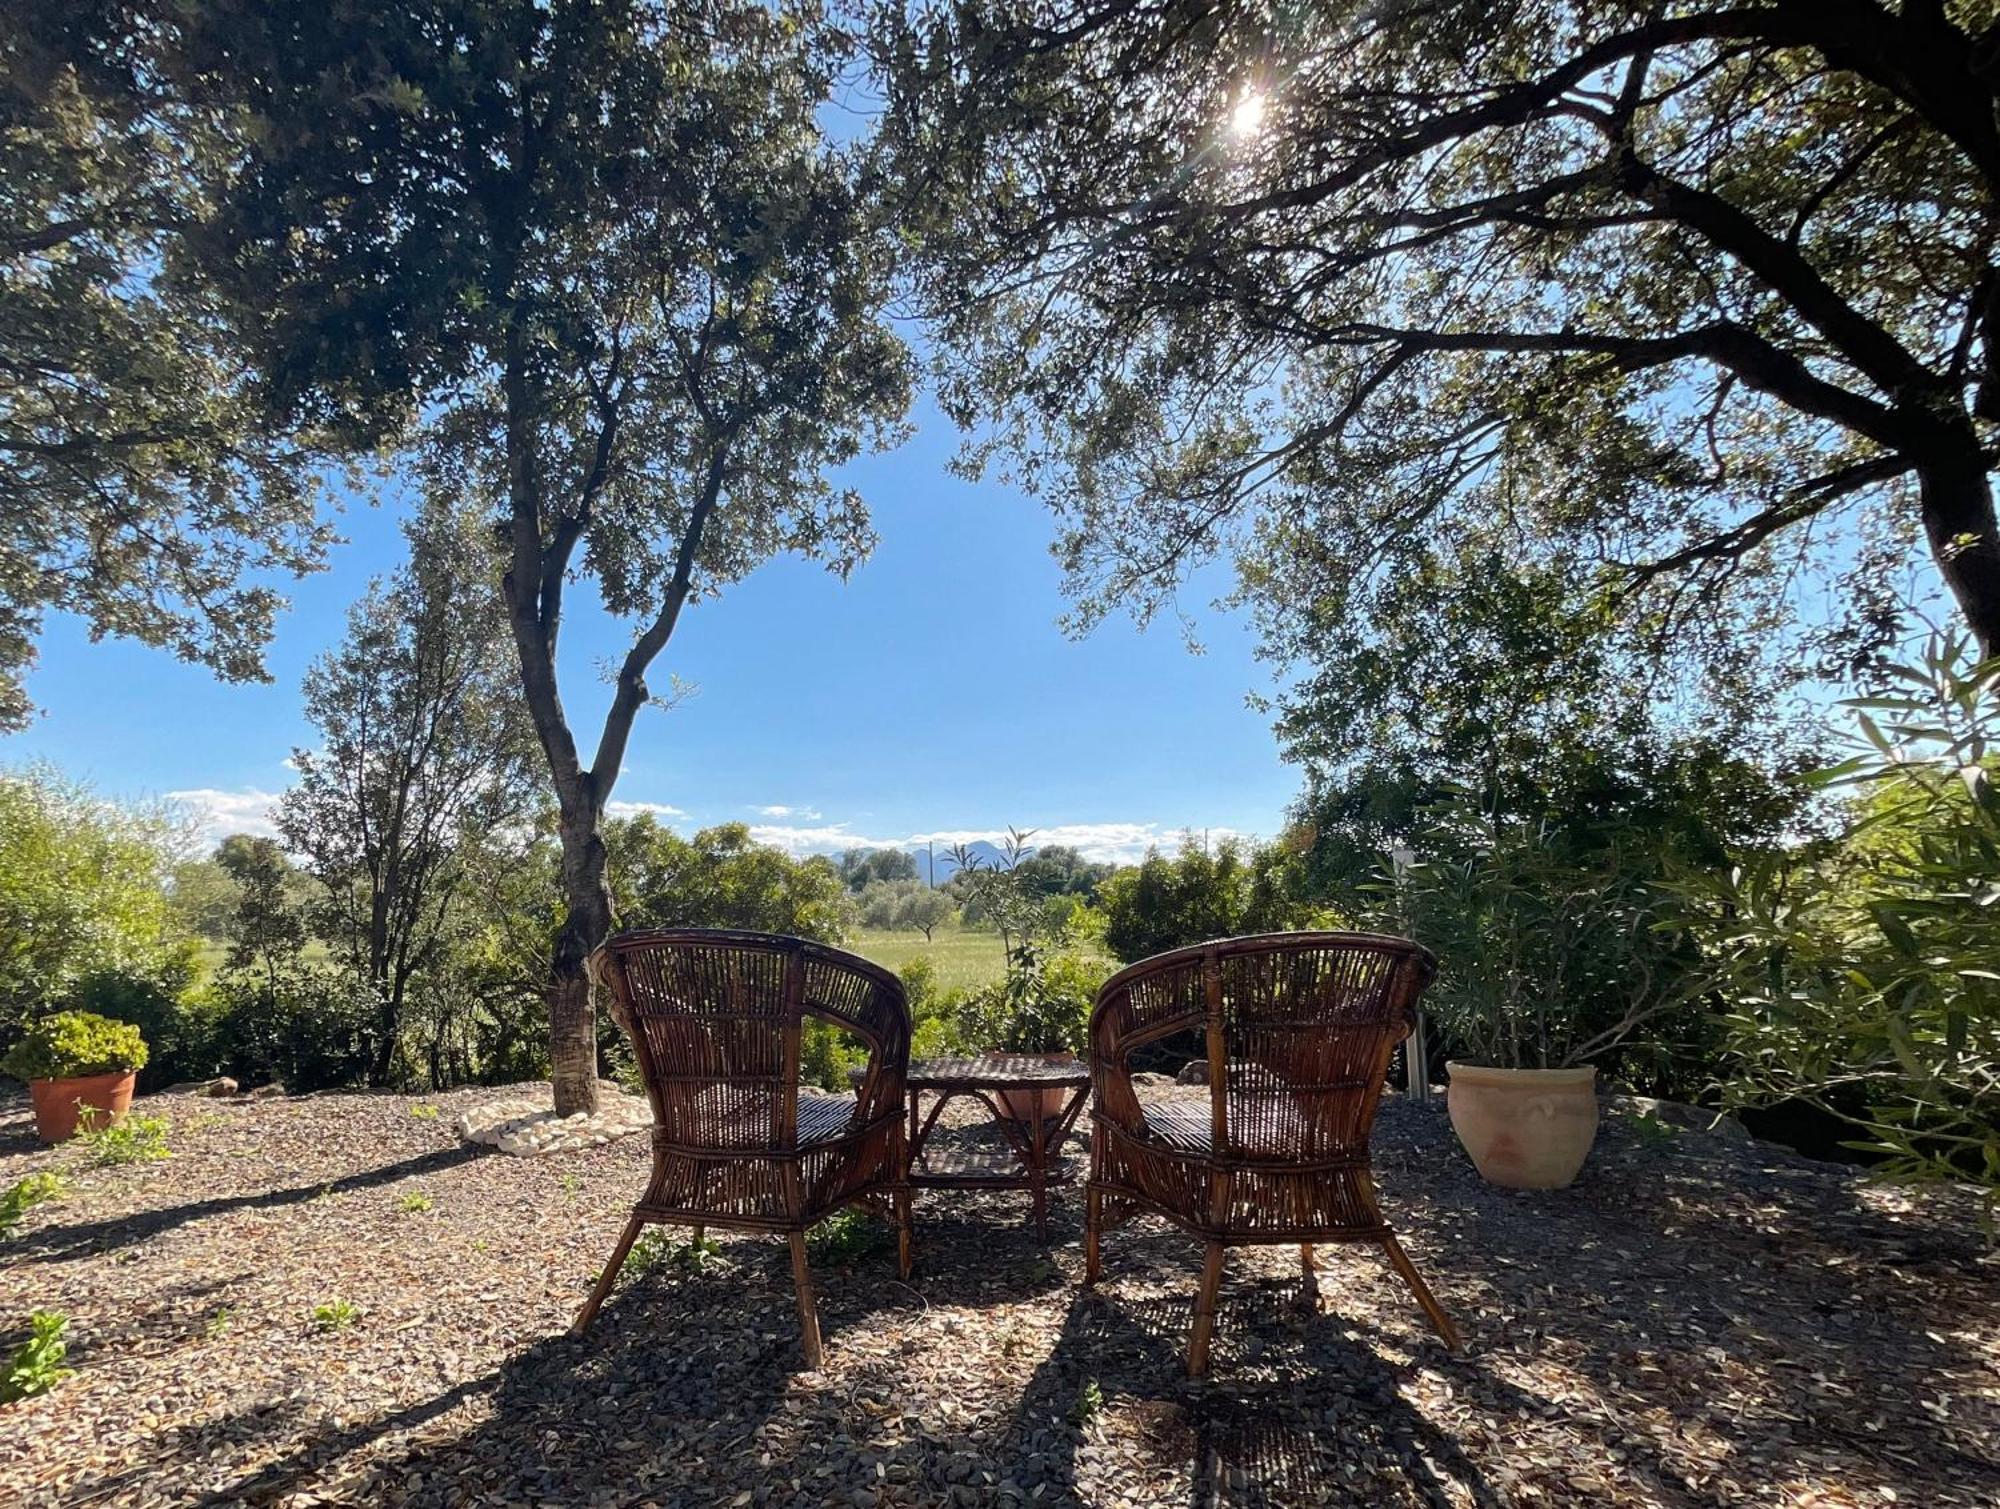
[1445,1062,1598,1189]
[29,1070,138,1144]
[997,1051,1076,1124]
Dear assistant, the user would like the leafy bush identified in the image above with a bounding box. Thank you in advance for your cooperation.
[1,1312,74,1403]
[1391,797,1689,1072]
[1,1011,149,1081]
[0,1173,65,1237]
[1098,835,1328,963]
[953,944,1108,1054]
[77,1108,171,1166]
[1674,636,2000,1199]
[210,971,374,1092]
[66,968,218,1091]
[0,767,187,1046]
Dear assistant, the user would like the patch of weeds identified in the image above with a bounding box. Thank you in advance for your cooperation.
[398,1191,435,1214]
[204,1306,232,1340]
[559,1172,582,1199]
[76,1108,171,1167]
[0,1173,66,1237]
[310,1184,336,1205]
[619,1229,722,1280]
[2,1312,76,1403]
[997,1323,1024,1361]
[1072,1378,1104,1425]
[470,1239,490,1254]
[408,1103,441,1121]
[1627,1111,1679,1147]
[807,1208,885,1267]
[310,1298,359,1333]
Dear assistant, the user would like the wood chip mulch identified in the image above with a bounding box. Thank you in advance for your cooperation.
[0,1082,1994,1507]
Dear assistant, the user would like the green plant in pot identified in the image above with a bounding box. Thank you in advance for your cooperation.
[1393,798,1683,1189]
[3,1011,151,1144]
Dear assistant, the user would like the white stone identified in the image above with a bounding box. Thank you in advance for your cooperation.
[455,1091,657,1158]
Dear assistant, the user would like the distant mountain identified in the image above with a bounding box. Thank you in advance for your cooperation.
[908,838,1012,887]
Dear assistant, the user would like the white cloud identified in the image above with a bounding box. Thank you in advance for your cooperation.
[167,787,286,845]
[748,822,902,857]
[906,823,1241,865]
[749,819,1247,865]
[752,803,822,820]
[606,799,689,821]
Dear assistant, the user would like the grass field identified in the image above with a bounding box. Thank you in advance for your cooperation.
[848,919,1011,993]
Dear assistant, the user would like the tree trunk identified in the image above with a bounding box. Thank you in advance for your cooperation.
[1917,449,2000,658]
[550,800,613,1116]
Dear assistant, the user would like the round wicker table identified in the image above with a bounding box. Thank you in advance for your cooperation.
[854,1053,1090,1241]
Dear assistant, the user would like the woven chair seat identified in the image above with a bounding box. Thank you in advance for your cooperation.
[797,1093,865,1147]
[1142,1099,1214,1153]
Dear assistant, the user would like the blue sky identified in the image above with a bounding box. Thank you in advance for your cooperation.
[5,394,1299,863]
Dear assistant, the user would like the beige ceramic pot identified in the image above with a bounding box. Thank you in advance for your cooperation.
[1445,1062,1599,1189]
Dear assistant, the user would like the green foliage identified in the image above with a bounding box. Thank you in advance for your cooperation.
[839,848,918,891]
[882,1,1999,708]
[608,820,854,942]
[398,1192,435,1214]
[1675,636,2000,1198]
[857,879,954,940]
[806,1207,885,1267]
[2,1010,148,1081]
[0,1173,65,1237]
[278,502,535,1086]
[310,1298,359,1333]
[1388,795,1690,1074]
[1071,1378,1104,1425]
[1098,836,1326,964]
[621,1229,721,1280]
[408,1104,441,1122]
[0,19,340,730]
[77,1108,170,1167]
[1,1312,75,1403]
[800,1018,868,1093]
[0,767,190,1043]
[204,1307,231,1340]
[955,942,1108,1055]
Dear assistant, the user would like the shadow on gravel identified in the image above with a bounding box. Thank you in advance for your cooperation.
[14,1144,482,1262]
[1007,1226,1502,1509]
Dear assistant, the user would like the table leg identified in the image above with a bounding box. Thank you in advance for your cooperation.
[1030,1093,1048,1241]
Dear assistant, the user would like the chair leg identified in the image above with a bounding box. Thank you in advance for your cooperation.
[571,1213,646,1336]
[1379,1232,1460,1350]
[895,1184,913,1281]
[788,1230,825,1369]
[1083,1185,1102,1286]
[1299,1243,1319,1308]
[1187,1241,1226,1377]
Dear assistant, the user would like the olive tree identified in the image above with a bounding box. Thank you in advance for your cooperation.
[186,1,911,1112]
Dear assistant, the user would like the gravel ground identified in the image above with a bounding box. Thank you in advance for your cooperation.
[0,1082,1994,1508]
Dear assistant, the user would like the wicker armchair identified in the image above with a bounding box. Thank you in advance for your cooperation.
[572,928,912,1366]
[1084,931,1459,1374]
